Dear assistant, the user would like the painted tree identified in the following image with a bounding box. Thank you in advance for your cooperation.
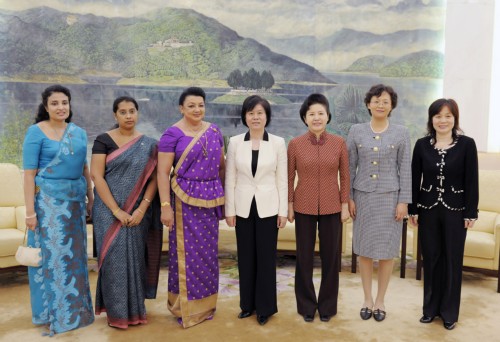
[227,69,243,88]
[334,84,370,135]
[261,70,275,90]
[0,105,33,167]
[246,68,261,90]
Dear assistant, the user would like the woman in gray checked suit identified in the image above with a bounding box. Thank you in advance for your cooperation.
[347,84,411,323]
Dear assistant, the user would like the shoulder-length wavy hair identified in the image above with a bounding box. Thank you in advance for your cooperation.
[426,98,462,144]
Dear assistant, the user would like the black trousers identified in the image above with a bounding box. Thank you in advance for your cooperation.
[294,212,341,316]
[418,205,467,322]
[235,198,278,316]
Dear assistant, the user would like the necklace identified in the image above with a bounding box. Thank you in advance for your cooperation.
[370,121,389,134]
[186,122,208,157]
[50,122,73,155]
[185,122,204,136]
[49,123,66,140]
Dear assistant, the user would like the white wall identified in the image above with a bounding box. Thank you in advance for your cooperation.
[443,0,497,152]
[489,0,500,152]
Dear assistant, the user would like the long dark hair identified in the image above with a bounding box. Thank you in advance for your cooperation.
[34,85,73,123]
[426,98,462,144]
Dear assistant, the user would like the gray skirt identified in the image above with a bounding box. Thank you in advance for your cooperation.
[352,190,403,260]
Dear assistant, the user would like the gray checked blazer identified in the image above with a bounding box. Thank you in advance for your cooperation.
[347,122,412,204]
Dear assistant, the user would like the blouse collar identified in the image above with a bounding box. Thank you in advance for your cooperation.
[244,130,269,141]
[307,130,327,146]
[429,135,460,150]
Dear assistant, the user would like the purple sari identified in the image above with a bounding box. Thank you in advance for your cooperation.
[159,123,224,328]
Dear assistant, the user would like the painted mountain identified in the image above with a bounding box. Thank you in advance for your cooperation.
[0,6,333,84]
[266,28,444,73]
[345,50,444,78]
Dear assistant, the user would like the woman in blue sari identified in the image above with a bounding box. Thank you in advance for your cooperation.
[23,85,94,335]
[91,96,162,329]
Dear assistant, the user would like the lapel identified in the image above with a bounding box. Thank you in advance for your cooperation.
[241,131,271,180]
[254,139,272,180]
[239,138,254,178]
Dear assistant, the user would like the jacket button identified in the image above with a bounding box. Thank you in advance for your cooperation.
[374,135,380,140]
[373,147,379,152]
[372,161,378,165]
[371,174,378,179]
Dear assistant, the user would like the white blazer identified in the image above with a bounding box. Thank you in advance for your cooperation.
[225,131,288,219]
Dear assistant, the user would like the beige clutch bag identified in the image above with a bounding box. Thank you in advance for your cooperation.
[15,228,42,267]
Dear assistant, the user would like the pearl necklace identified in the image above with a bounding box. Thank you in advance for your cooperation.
[370,121,389,134]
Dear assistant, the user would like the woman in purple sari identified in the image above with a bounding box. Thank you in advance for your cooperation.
[91,96,162,329]
[157,87,225,328]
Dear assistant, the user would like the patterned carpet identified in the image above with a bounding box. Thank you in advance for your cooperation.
[1,251,499,342]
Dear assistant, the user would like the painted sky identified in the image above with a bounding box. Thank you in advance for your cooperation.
[0,0,445,40]
[0,0,446,71]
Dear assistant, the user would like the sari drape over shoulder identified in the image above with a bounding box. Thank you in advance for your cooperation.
[161,123,224,328]
[93,135,162,329]
[25,123,94,336]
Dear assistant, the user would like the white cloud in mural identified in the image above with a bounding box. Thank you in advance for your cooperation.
[0,0,444,38]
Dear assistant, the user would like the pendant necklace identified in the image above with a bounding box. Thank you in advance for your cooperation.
[186,122,208,157]
[51,123,73,155]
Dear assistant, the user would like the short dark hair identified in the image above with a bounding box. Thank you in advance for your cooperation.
[240,95,272,127]
[299,93,331,126]
[113,96,139,113]
[364,84,398,117]
[179,87,206,106]
[427,98,462,144]
[35,84,73,123]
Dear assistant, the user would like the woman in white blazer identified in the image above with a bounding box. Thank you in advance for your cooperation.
[225,95,287,326]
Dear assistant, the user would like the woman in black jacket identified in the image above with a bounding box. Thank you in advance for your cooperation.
[409,98,478,331]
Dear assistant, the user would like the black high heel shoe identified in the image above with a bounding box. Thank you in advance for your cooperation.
[360,307,373,320]
[373,309,386,322]
[303,314,314,322]
[257,315,269,325]
[238,311,253,319]
[320,314,332,322]
[444,321,456,330]
[419,315,435,323]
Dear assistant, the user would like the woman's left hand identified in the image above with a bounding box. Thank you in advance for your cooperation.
[277,216,287,229]
[86,198,93,219]
[395,203,408,221]
[464,220,475,229]
[128,209,145,227]
[341,203,350,222]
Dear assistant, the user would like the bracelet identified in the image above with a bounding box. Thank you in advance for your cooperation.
[112,208,121,216]
[160,201,171,207]
[143,198,151,203]
[137,208,144,214]
[25,213,37,219]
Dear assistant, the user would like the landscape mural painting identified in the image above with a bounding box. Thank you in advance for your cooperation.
[0,0,446,166]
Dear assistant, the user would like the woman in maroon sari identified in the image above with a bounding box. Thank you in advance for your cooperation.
[91,96,162,329]
[157,87,225,328]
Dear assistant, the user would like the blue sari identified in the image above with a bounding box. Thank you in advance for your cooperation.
[24,123,94,335]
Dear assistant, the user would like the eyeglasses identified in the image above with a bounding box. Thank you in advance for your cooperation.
[370,101,391,107]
